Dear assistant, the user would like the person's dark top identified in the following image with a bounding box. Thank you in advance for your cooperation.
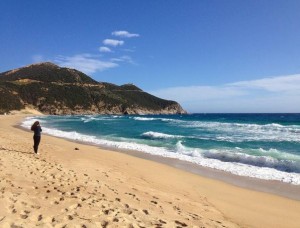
[33,126,42,136]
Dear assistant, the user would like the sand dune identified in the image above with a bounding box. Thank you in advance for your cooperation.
[0,114,300,227]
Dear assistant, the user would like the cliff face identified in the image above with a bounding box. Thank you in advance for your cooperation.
[0,62,186,115]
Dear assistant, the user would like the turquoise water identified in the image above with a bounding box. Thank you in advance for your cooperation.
[22,114,300,184]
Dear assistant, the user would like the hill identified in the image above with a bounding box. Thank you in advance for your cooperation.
[0,62,186,115]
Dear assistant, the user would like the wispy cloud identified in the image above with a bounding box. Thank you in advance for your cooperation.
[103,39,124,47]
[111,55,135,64]
[99,46,112,53]
[54,54,118,74]
[229,75,300,92]
[112,30,140,38]
[122,48,135,53]
[32,54,45,63]
[151,74,300,113]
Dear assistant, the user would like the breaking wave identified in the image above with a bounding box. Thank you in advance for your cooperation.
[141,131,183,139]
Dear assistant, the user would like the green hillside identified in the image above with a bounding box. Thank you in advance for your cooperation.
[0,63,186,115]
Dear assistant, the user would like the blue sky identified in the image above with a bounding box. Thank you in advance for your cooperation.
[1,0,300,113]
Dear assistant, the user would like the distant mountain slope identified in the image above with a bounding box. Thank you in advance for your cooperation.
[0,62,186,115]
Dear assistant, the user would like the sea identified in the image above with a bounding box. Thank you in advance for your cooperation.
[21,113,300,185]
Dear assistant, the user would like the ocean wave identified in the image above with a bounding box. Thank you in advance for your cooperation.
[174,141,300,173]
[173,142,300,184]
[22,116,47,125]
[80,115,120,123]
[132,116,184,123]
[21,117,300,185]
[182,121,300,132]
[112,115,124,118]
[178,121,300,142]
[175,141,201,157]
[81,116,98,123]
[131,117,300,142]
[141,131,183,139]
[160,118,184,123]
[132,117,157,121]
[202,150,300,173]
[257,148,300,161]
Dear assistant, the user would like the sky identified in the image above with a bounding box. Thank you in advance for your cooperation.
[1,0,300,113]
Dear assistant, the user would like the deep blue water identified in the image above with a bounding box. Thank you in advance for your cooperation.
[22,114,300,184]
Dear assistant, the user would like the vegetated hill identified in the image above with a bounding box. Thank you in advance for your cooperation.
[0,62,186,115]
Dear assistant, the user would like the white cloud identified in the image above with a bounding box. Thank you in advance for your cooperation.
[112,30,140,38]
[150,74,300,113]
[103,39,124,47]
[54,54,118,74]
[99,46,112,53]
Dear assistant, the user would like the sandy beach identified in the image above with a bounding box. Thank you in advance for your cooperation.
[1,114,300,228]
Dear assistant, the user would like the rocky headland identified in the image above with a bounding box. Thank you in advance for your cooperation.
[0,62,186,115]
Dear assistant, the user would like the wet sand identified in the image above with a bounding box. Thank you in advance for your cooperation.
[1,113,300,227]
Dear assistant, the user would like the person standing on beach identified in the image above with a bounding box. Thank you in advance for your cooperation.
[31,121,42,155]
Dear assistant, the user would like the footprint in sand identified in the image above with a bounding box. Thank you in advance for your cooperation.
[159,219,167,224]
[52,200,59,205]
[102,172,109,178]
[20,210,30,219]
[175,220,188,227]
[142,209,149,215]
[38,214,43,221]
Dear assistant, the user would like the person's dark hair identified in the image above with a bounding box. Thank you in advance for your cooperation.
[31,121,40,131]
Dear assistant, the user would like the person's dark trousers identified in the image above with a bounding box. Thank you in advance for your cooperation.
[33,135,41,153]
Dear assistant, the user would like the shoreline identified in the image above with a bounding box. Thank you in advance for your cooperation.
[2,114,300,227]
[18,116,300,201]
[116,148,300,201]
